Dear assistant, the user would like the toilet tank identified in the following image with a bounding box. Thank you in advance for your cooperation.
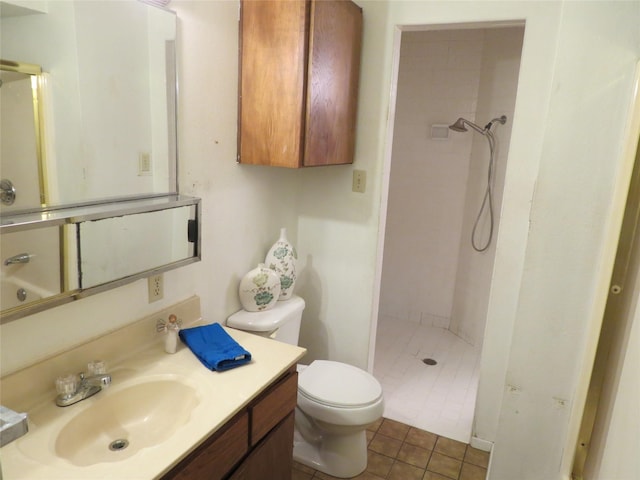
[226,295,305,346]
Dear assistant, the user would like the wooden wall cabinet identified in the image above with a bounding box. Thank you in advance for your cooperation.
[162,368,298,480]
[238,0,363,168]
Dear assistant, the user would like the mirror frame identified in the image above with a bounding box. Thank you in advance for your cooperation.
[0,195,201,323]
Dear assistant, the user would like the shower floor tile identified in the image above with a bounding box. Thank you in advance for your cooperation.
[373,317,481,443]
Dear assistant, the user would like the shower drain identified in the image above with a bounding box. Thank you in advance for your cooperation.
[422,358,437,366]
[109,439,129,451]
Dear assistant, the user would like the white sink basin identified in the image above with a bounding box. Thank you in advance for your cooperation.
[53,379,199,466]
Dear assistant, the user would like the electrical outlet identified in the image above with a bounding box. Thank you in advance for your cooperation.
[148,274,163,303]
[352,169,366,193]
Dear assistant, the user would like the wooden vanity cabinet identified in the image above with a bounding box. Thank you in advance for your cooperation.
[162,368,298,480]
[238,0,363,168]
[229,413,295,480]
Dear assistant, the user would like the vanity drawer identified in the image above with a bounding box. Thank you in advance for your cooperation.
[166,412,249,480]
[250,370,298,446]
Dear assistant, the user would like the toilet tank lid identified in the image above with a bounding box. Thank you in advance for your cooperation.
[226,295,305,332]
[298,360,383,407]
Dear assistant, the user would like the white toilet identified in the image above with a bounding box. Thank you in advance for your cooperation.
[227,295,384,478]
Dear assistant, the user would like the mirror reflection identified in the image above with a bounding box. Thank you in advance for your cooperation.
[1,225,68,310]
[0,0,177,210]
[1,197,200,321]
[0,62,45,210]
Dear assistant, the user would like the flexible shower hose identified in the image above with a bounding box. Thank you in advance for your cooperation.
[471,129,496,253]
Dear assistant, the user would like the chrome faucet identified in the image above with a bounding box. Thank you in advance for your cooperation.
[55,363,111,407]
[4,253,31,266]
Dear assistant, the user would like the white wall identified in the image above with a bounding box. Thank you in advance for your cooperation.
[489,2,639,477]
[450,26,523,346]
[379,29,481,330]
[295,0,390,369]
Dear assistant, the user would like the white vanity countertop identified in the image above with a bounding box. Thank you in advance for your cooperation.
[0,323,306,479]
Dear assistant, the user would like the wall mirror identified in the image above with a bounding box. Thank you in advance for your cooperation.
[1,196,201,322]
[0,0,177,211]
[0,61,45,210]
[0,1,200,323]
[78,205,197,289]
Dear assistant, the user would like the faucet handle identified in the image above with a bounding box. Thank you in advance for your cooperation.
[55,374,78,398]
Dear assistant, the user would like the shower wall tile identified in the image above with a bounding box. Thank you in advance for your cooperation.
[426,95,478,119]
[402,28,485,47]
[431,69,482,98]
[381,29,488,331]
[403,29,453,43]
[401,41,449,70]
[421,312,451,329]
[450,26,524,346]
[426,142,470,160]
[449,28,485,42]
[380,25,518,348]
[447,41,485,70]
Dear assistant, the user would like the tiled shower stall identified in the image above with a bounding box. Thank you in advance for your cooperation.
[374,26,524,443]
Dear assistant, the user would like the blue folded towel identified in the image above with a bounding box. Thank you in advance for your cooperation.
[179,323,252,371]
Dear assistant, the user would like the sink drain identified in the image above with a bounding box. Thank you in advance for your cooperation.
[422,358,437,366]
[109,439,129,451]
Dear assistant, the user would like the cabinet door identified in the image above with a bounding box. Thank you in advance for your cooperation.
[303,0,363,166]
[163,413,249,480]
[250,371,297,446]
[238,0,309,167]
[229,412,295,480]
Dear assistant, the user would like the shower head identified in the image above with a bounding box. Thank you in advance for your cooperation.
[449,115,508,134]
[449,117,485,134]
[449,118,468,132]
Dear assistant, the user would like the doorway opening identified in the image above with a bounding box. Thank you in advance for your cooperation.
[372,23,524,443]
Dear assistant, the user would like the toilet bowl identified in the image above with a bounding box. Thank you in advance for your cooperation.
[294,360,383,477]
[226,295,384,478]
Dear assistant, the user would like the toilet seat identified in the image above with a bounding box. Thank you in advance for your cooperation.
[298,360,383,408]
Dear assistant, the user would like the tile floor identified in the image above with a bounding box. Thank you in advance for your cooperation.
[292,417,489,480]
[372,317,481,443]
